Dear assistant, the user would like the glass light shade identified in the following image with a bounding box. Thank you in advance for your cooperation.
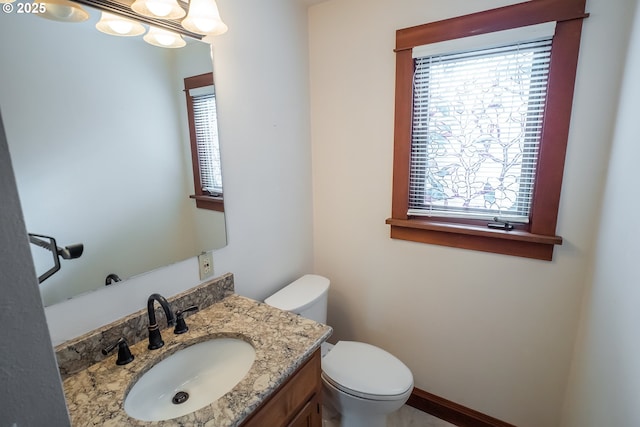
[0,0,16,4]
[131,0,185,19]
[143,27,186,48]
[37,0,89,22]
[181,0,227,36]
[96,12,146,37]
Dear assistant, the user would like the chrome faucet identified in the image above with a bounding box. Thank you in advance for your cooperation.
[147,293,175,350]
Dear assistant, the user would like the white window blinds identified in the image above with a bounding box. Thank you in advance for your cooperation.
[408,23,555,223]
[191,88,223,196]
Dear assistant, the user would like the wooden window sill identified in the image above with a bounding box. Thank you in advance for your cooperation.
[386,218,562,261]
[190,194,224,212]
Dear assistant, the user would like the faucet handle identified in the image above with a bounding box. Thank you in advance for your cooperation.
[102,337,135,365]
[174,305,199,334]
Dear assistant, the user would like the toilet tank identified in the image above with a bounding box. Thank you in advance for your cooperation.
[264,275,330,324]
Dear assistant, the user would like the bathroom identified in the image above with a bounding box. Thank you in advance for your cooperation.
[1,0,640,426]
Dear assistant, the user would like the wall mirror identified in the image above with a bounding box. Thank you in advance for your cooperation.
[0,6,227,307]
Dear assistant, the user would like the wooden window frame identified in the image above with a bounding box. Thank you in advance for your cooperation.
[184,72,224,213]
[386,0,588,261]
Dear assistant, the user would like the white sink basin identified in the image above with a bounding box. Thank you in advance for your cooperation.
[124,337,256,421]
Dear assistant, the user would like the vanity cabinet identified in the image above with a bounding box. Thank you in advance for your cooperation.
[241,349,322,427]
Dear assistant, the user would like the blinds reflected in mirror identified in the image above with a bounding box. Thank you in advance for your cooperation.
[189,85,223,196]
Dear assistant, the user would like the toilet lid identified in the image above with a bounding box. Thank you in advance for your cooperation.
[321,341,413,400]
[264,274,329,313]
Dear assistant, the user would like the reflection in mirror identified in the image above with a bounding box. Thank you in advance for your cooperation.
[28,233,84,284]
[0,8,227,307]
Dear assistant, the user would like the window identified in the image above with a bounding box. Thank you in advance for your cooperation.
[386,0,588,261]
[184,72,224,212]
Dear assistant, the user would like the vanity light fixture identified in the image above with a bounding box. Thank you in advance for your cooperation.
[37,0,89,22]
[143,26,186,48]
[37,0,229,47]
[131,0,186,19]
[181,0,227,36]
[96,12,146,37]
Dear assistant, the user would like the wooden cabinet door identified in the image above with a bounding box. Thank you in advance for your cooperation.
[241,350,322,427]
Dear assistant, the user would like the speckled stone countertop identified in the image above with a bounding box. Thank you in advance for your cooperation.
[61,290,332,426]
[56,274,236,379]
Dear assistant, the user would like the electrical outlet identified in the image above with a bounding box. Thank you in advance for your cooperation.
[198,251,214,280]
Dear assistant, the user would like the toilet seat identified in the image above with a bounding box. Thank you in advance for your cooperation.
[321,341,413,401]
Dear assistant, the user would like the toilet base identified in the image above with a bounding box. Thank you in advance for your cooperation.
[322,374,409,427]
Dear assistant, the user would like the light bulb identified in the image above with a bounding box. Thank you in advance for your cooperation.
[108,20,133,35]
[182,0,227,36]
[96,12,145,37]
[38,0,89,22]
[146,0,172,17]
[155,33,174,46]
[143,27,186,48]
[191,18,215,33]
[45,4,74,19]
[131,0,185,19]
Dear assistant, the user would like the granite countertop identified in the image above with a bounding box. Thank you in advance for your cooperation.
[62,293,332,426]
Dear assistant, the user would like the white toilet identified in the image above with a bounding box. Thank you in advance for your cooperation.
[265,274,414,427]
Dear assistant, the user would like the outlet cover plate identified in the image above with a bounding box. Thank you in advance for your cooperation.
[198,251,214,280]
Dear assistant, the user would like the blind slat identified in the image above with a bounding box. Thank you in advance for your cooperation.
[408,37,553,223]
[192,93,223,194]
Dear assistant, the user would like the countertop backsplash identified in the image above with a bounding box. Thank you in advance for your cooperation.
[55,273,235,378]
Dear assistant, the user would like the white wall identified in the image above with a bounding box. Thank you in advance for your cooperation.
[560,0,640,425]
[308,0,634,426]
[197,0,316,299]
[43,0,315,344]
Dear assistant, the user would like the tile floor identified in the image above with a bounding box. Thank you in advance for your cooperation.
[323,404,456,427]
[388,405,456,427]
